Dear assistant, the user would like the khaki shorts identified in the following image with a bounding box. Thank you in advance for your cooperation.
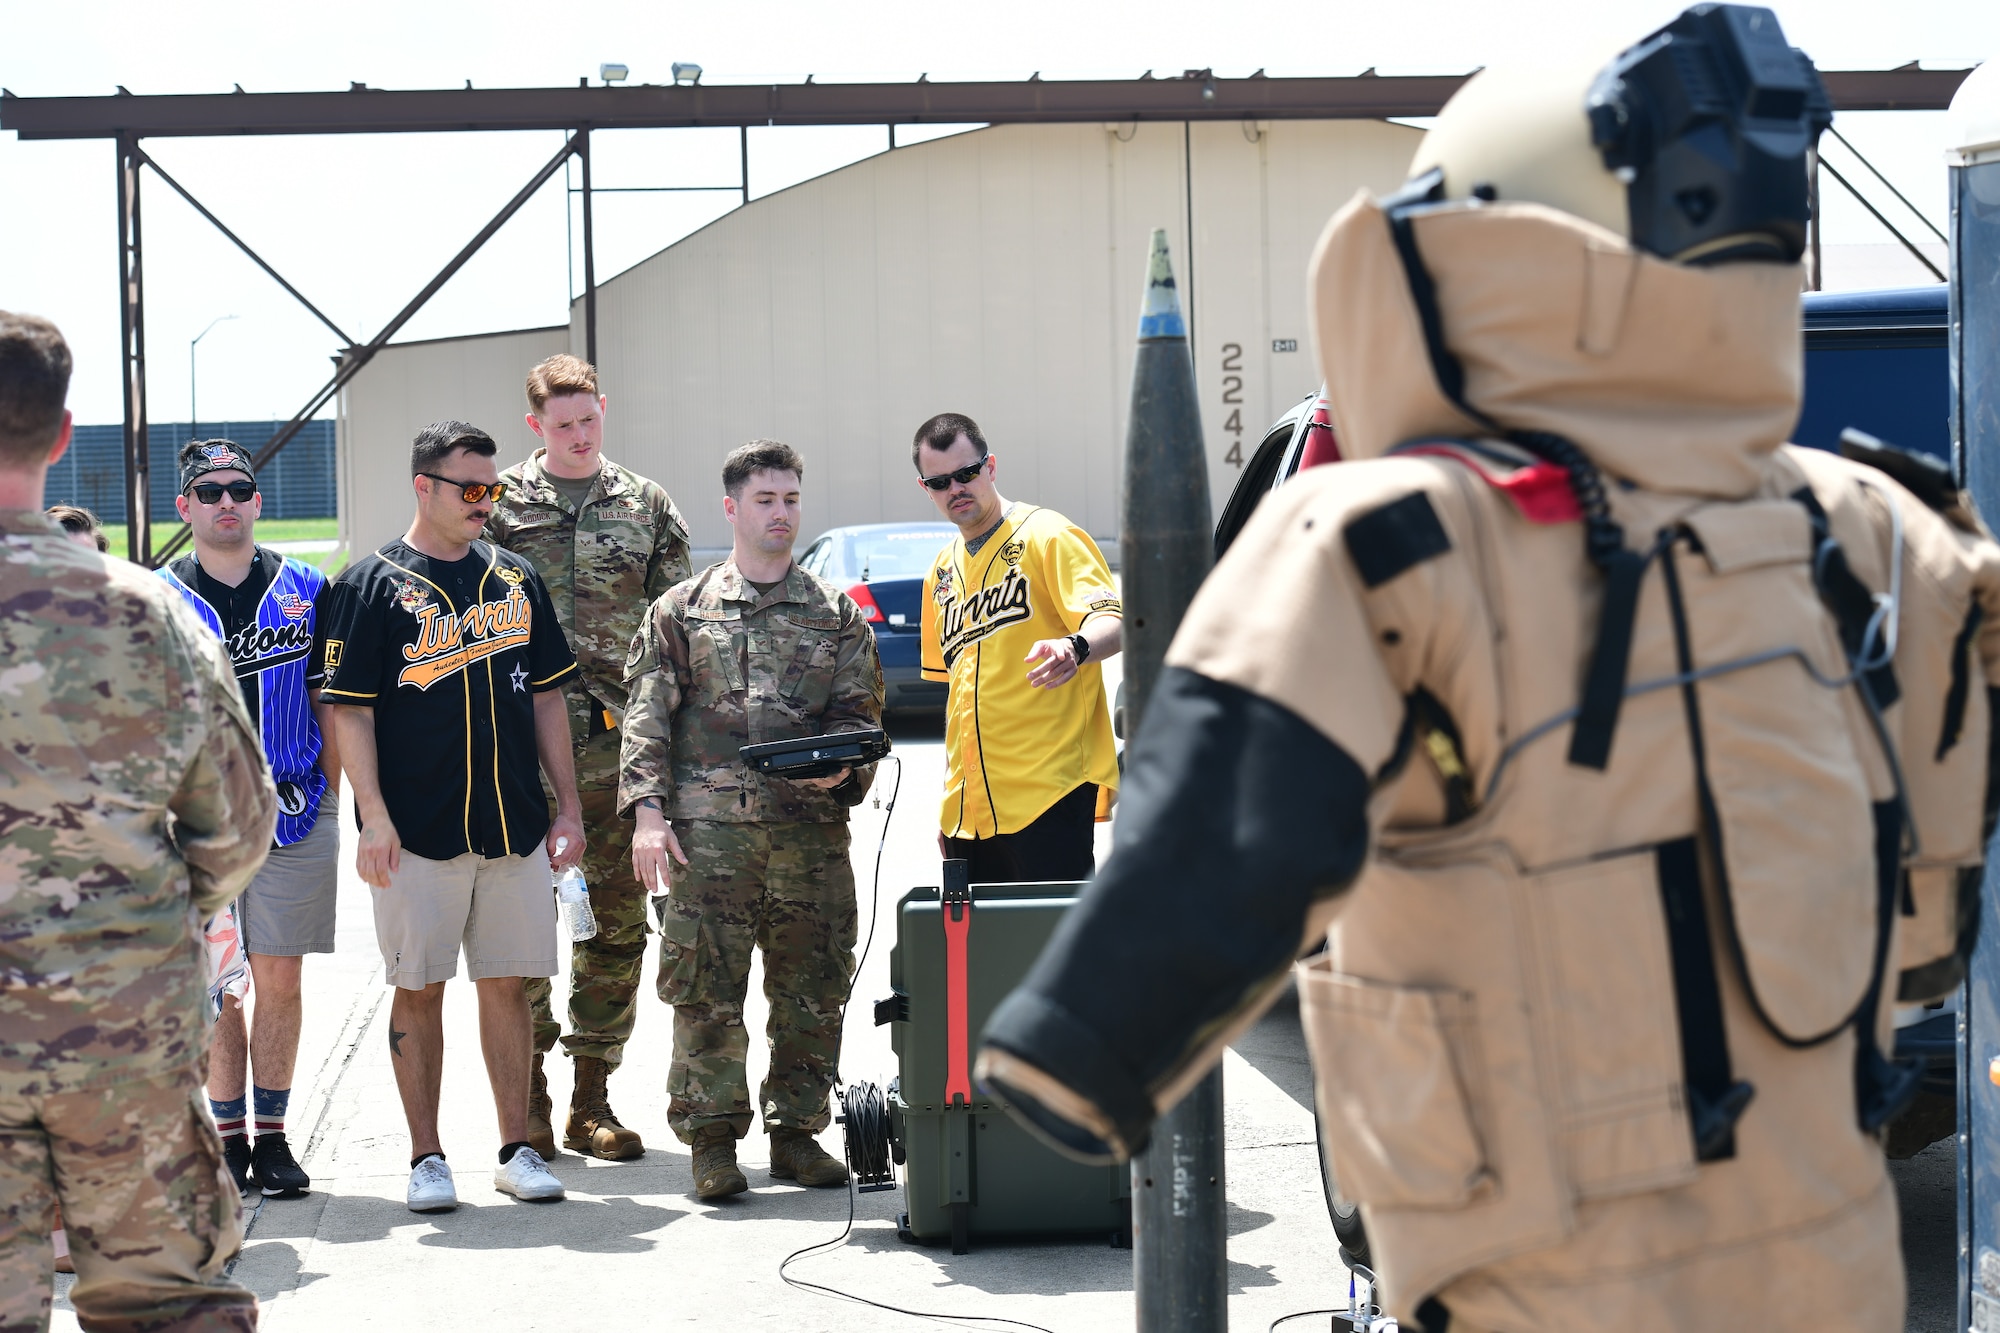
[239,790,340,956]
[371,849,557,990]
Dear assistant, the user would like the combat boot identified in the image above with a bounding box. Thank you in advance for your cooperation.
[565,1055,644,1161]
[769,1128,849,1188]
[527,1054,557,1160]
[691,1124,747,1200]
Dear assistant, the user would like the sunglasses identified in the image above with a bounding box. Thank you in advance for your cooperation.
[418,473,507,504]
[919,461,987,492]
[189,481,257,505]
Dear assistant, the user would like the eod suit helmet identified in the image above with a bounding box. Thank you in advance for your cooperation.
[1406,3,1833,267]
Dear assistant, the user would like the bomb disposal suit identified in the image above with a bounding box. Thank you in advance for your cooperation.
[977,9,2000,1330]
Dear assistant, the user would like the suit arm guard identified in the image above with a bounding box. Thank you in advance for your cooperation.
[977,665,1374,1162]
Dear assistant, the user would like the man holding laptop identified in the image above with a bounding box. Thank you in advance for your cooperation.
[622,439,884,1201]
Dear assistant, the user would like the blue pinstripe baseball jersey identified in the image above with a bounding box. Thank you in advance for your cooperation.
[161,548,329,846]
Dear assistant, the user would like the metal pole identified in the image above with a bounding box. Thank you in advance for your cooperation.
[115,132,150,564]
[740,125,750,208]
[1828,124,1949,244]
[148,132,582,567]
[1182,122,1196,351]
[1808,146,1823,292]
[1121,228,1224,1333]
[580,127,597,366]
[1820,156,1948,282]
[139,152,353,345]
[189,314,237,443]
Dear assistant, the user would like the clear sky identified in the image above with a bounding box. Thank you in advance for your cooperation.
[2,0,1995,428]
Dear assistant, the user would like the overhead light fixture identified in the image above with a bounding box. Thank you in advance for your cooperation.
[600,63,629,84]
[672,62,703,86]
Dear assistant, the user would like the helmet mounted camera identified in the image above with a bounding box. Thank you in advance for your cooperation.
[1587,4,1832,265]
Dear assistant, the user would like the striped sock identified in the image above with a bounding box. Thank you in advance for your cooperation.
[252,1085,291,1139]
[210,1095,248,1143]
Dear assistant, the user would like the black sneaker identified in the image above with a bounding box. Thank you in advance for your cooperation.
[250,1133,311,1198]
[223,1136,254,1196]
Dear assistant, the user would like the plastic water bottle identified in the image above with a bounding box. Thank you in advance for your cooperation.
[553,841,597,942]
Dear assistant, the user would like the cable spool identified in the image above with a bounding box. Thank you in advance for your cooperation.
[838,1080,896,1193]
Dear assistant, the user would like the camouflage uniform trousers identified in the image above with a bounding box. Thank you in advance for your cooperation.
[0,1066,254,1333]
[527,779,650,1068]
[655,819,856,1143]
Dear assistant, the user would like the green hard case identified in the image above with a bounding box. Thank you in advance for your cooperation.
[881,879,1131,1253]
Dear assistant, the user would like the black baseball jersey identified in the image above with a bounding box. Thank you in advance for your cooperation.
[317,538,577,861]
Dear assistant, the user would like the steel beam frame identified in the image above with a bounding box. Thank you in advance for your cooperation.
[1,66,1970,141]
[16,64,1968,567]
[143,131,585,567]
[115,132,149,564]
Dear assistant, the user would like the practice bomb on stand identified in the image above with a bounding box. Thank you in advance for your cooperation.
[1119,228,1227,1333]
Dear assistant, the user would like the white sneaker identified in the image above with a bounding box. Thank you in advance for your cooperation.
[494,1146,565,1201]
[406,1155,458,1213]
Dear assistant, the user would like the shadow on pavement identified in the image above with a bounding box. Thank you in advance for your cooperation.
[1228,1200,1276,1237]
[841,1220,1134,1294]
[414,1195,685,1253]
[824,1203,1283,1297]
[232,1238,330,1302]
[1895,1138,1956,1333]
[1230,984,1316,1114]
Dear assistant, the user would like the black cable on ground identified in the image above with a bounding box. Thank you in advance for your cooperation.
[840,1081,893,1188]
[778,1183,1056,1333]
[1268,1313,1345,1331]
[775,758,1054,1332]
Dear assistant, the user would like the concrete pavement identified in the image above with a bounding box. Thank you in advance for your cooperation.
[44,701,1960,1330]
[52,704,1352,1332]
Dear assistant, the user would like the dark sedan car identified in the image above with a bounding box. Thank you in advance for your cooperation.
[799,521,958,712]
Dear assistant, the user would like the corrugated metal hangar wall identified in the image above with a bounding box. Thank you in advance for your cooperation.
[337,117,1422,562]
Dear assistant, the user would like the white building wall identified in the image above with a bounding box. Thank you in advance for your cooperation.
[337,326,568,559]
[341,118,1421,560]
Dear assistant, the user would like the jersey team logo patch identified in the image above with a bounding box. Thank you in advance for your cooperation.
[932,566,955,606]
[937,564,1034,668]
[493,565,525,586]
[399,589,534,690]
[323,639,343,675]
[1000,538,1025,567]
[273,591,312,621]
[391,577,431,614]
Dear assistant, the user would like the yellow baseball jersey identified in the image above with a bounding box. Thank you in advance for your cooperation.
[921,504,1123,838]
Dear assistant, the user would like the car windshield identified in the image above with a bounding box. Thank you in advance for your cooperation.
[847,528,955,579]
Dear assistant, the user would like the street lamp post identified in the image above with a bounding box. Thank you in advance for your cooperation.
[189,314,237,441]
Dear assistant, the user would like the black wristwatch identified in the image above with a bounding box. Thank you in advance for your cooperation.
[1068,632,1091,665]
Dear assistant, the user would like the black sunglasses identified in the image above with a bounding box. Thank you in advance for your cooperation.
[919,461,987,492]
[418,473,507,504]
[189,481,257,505]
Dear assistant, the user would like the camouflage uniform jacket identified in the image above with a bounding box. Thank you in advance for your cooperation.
[0,510,277,1096]
[487,449,691,785]
[619,559,884,823]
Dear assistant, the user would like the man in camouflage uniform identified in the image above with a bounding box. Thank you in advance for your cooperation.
[487,354,691,1161]
[622,439,883,1200]
[0,311,277,1333]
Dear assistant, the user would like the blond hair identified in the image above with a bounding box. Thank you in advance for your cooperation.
[525,354,600,414]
